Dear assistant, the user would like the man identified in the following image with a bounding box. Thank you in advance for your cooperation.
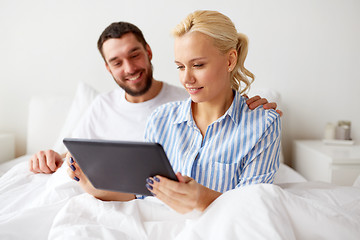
[29,22,280,174]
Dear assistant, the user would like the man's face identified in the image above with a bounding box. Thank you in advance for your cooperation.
[103,33,153,96]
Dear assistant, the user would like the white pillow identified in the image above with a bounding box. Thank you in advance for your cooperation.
[52,81,99,153]
[247,88,282,106]
[26,95,73,154]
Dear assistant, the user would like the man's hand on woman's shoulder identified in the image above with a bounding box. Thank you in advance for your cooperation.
[245,95,283,117]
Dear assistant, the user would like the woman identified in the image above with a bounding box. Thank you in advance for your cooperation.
[143,10,281,213]
[67,10,281,213]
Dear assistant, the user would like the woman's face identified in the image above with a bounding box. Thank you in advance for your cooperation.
[174,31,234,104]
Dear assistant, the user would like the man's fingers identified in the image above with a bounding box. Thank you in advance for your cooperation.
[56,160,64,169]
[246,95,261,105]
[45,150,58,172]
[29,150,64,174]
[38,159,52,174]
[249,98,269,110]
[29,155,38,173]
[263,102,277,110]
[32,154,41,173]
[29,158,33,172]
[263,102,283,116]
[37,151,54,173]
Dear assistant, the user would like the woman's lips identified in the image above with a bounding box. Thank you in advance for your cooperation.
[186,86,203,94]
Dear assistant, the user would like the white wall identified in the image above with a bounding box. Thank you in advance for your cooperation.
[1,0,359,164]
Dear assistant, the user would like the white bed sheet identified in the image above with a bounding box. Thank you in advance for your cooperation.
[0,160,359,240]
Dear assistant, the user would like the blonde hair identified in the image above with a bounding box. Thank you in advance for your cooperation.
[172,10,254,94]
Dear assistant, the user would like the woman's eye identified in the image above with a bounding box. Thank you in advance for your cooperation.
[194,64,204,68]
[177,66,184,70]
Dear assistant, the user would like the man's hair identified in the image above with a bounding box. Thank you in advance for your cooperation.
[97,22,148,61]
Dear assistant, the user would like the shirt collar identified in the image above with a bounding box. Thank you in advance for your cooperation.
[173,97,193,125]
[214,90,243,125]
[173,91,244,126]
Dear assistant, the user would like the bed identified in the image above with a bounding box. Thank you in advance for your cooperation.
[1,82,359,240]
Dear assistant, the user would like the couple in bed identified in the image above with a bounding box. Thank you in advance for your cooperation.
[30,10,281,214]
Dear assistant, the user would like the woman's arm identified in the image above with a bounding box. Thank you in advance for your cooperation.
[238,111,281,186]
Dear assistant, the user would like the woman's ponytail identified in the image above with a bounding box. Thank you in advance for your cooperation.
[231,33,254,94]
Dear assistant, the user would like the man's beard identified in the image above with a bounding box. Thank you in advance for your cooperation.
[114,65,153,97]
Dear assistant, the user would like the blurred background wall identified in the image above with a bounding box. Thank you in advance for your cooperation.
[1,0,359,165]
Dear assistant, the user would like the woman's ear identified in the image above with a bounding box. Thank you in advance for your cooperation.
[228,49,237,71]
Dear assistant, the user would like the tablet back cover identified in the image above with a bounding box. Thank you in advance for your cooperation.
[63,138,177,196]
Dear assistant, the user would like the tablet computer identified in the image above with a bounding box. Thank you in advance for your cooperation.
[63,138,177,196]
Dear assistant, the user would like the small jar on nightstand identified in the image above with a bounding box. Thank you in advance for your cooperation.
[293,140,360,186]
[0,133,15,163]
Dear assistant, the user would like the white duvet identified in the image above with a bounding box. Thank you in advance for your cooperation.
[1,161,359,240]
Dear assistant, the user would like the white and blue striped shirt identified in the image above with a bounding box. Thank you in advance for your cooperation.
[144,91,281,193]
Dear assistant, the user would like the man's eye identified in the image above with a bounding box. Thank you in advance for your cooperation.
[131,54,139,58]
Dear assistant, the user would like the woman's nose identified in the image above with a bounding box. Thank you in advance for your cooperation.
[182,69,195,85]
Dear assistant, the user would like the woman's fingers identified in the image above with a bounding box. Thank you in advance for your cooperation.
[66,153,80,181]
[154,175,191,195]
[67,167,77,180]
[176,172,192,183]
[148,180,194,213]
[146,175,199,213]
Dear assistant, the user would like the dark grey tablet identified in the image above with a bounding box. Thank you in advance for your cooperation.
[63,138,177,196]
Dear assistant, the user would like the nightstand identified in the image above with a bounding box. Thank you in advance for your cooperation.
[0,133,15,163]
[293,140,360,186]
